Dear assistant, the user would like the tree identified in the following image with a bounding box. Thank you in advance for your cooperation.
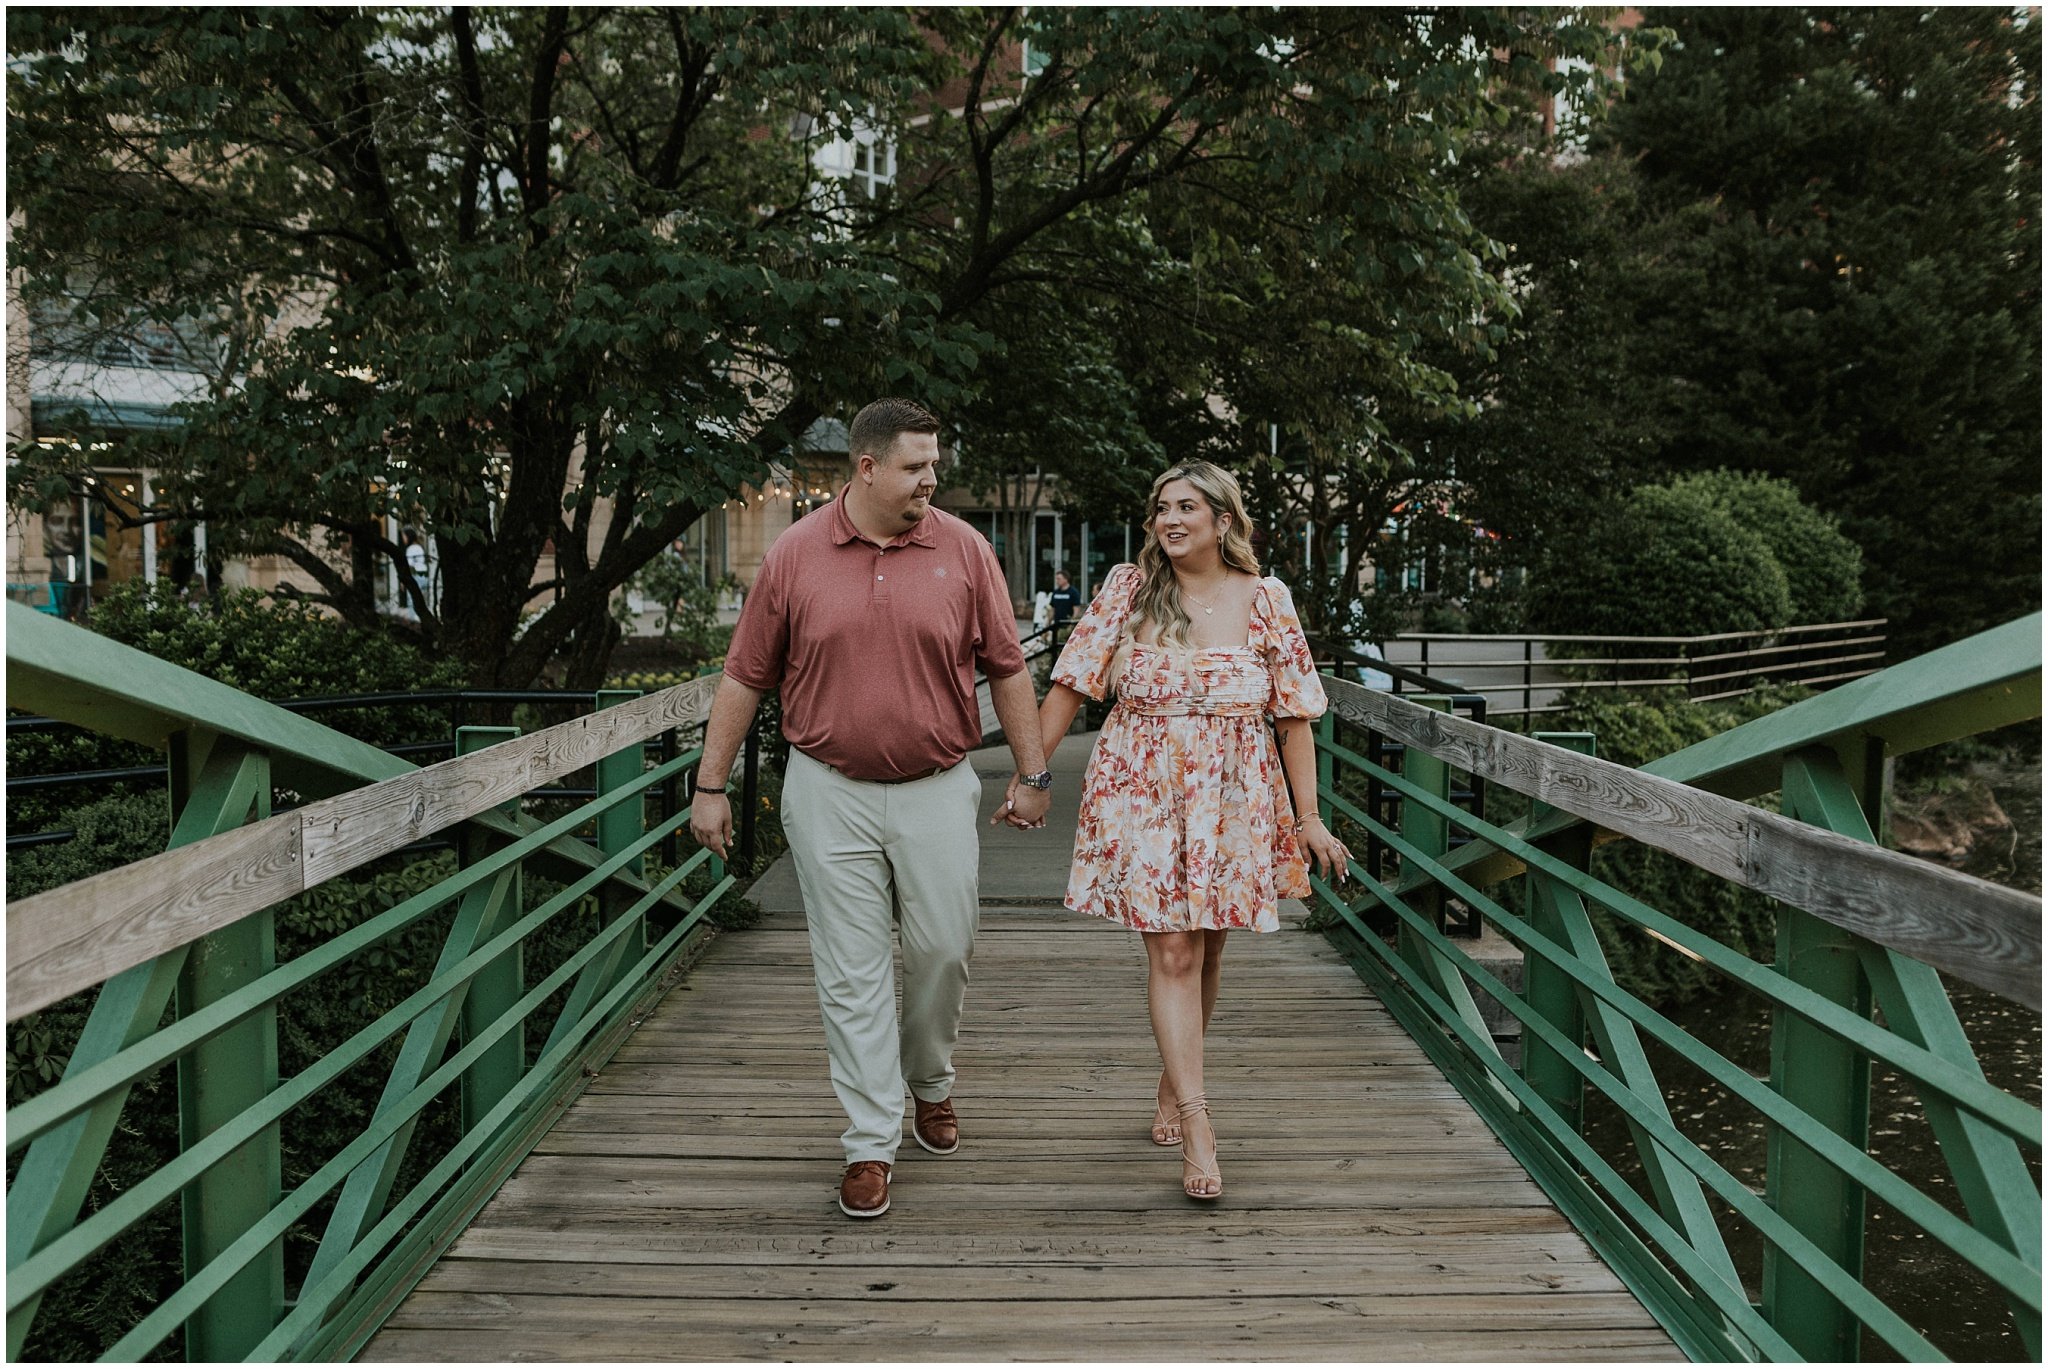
[10,9,1638,683]
[1599,7,2041,657]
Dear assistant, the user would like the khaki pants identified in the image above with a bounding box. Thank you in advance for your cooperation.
[782,748,982,1163]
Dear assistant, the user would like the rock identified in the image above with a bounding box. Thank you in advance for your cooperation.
[1888,779,2015,868]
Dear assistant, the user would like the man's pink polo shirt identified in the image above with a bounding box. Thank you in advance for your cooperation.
[723,487,1026,782]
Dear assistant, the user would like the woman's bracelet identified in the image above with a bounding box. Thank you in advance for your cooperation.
[1292,812,1323,832]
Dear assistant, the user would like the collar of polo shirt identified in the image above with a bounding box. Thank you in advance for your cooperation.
[830,482,939,550]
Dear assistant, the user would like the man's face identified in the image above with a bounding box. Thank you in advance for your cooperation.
[862,431,940,527]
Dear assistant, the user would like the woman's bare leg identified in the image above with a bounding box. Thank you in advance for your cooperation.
[1154,929,1227,1142]
[1145,929,1220,1196]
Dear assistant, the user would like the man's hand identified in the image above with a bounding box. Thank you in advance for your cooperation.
[691,791,733,858]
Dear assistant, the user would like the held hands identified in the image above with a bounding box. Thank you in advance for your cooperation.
[690,791,733,858]
[1297,813,1352,885]
[990,774,1052,829]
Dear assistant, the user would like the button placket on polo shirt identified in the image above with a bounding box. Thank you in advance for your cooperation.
[871,545,890,604]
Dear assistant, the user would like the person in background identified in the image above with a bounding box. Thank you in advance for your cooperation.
[1012,460,1350,1201]
[691,397,1052,1220]
[1047,569,1082,632]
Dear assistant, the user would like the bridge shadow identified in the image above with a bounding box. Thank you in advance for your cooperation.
[360,736,1678,1361]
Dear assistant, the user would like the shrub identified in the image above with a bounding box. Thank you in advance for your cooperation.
[9,581,469,832]
[1678,469,1864,624]
[1530,481,1792,639]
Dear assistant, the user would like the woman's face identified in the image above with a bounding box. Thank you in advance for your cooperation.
[1151,478,1224,565]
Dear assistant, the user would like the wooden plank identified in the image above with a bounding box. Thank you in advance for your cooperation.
[1323,676,2042,1006]
[6,815,304,1019]
[4,676,718,1020]
[440,1225,1623,1265]
[412,1257,1642,1298]
[363,1293,1673,1361]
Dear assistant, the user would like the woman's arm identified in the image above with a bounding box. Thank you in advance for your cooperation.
[1038,683,1087,765]
[1275,716,1350,881]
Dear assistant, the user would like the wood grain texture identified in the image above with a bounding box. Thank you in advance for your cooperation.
[358,907,1679,1361]
[1323,677,2042,1007]
[6,677,718,1021]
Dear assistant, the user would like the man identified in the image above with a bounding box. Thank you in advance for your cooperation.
[690,397,1052,1219]
[1047,569,1082,629]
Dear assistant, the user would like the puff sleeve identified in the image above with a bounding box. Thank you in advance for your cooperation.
[1050,564,1142,701]
[1256,577,1327,720]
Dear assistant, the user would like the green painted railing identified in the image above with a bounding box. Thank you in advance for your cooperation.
[4,602,739,1361]
[1310,612,2043,1361]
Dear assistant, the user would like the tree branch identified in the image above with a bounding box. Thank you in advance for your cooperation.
[521,8,572,244]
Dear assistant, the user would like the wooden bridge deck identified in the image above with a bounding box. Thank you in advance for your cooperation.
[361,740,1680,1362]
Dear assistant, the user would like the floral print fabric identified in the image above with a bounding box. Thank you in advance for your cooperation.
[1051,563,1329,933]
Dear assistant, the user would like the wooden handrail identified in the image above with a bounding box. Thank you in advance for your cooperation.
[1323,677,2041,1008]
[6,677,719,1020]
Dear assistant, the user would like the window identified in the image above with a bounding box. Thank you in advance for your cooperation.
[812,127,895,202]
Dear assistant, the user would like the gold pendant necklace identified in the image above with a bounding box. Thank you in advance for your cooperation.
[1181,577,1227,616]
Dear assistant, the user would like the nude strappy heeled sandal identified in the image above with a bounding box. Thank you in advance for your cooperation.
[1150,1084,1182,1147]
[1178,1094,1222,1200]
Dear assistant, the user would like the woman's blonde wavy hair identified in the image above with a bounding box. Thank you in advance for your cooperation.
[1131,461,1261,651]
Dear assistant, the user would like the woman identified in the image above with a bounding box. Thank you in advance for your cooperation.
[1017,461,1350,1200]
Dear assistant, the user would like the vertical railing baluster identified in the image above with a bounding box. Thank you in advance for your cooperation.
[1394,697,1502,1087]
[171,731,284,1361]
[1763,738,1881,1361]
[456,725,525,1130]
[1521,732,1594,1135]
[593,689,645,979]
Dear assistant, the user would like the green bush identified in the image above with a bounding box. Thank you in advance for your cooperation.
[1679,470,1864,624]
[1530,482,1793,639]
[9,581,469,832]
[6,791,169,902]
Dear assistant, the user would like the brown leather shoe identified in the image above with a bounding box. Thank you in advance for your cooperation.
[838,1161,891,1218]
[913,1095,959,1155]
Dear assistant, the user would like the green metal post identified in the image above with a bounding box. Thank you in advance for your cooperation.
[457,726,525,1135]
[1521,732,1594,1134]
[594,689,645,976]
[594,689,645,883]
[1763,740,1879,1361]
[171,731,284,1362]
[538,689,646,1059]
[6,730,272,1359]
[1395,698,1502,1081]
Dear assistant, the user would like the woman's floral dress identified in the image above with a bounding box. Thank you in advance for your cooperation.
[1051,563,1328,933]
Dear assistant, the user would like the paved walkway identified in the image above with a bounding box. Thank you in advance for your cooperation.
[361,736,1677,1361]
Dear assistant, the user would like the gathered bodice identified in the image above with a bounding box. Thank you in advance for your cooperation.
[1115,643,1269,717]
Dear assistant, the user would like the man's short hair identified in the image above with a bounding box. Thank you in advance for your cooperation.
[849,397,940,465]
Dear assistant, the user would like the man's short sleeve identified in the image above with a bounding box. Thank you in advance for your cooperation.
[970,535,1027,677]
[722,544,791,690]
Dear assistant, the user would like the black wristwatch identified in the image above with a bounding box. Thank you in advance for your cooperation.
[694,772,728,796]
[1016,769,1054,791]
